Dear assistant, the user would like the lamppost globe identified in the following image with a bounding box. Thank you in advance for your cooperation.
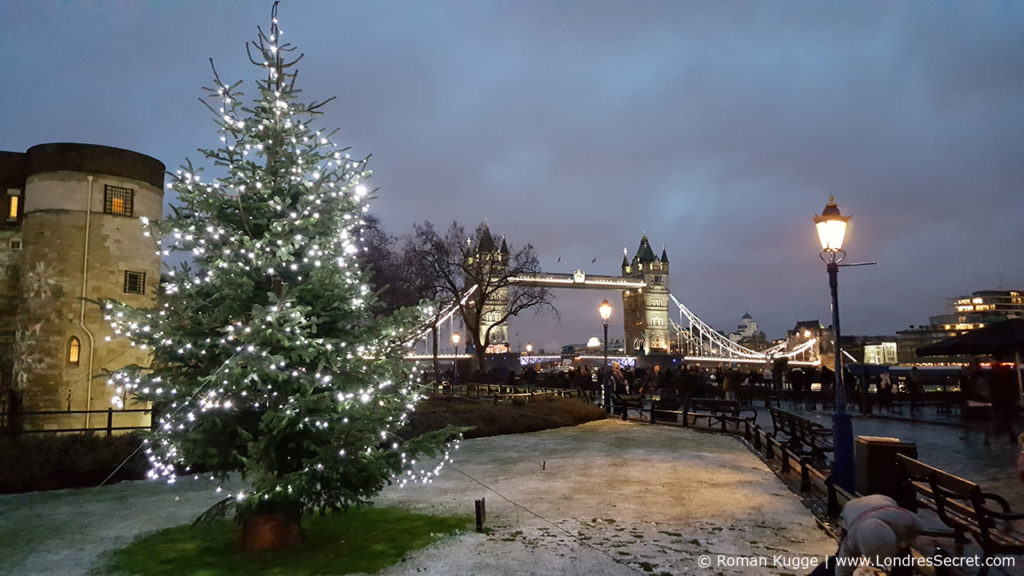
[450,331,461,391]
[525,342,533,355]
[598,299,612,414]
[814,196,850,258]
[815,197,854,492]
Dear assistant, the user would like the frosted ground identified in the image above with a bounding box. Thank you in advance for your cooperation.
[0,419,836,575]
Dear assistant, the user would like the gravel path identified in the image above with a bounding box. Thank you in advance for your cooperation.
[0,419,836,575]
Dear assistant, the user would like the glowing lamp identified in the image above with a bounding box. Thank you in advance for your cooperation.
[813,197,849,252]
[599,300,612,322]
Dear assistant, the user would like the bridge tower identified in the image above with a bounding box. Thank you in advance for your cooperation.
[622,235,670,355]
[468,226,509,352]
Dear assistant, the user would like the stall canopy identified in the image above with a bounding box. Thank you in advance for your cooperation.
[916,318,1024,396]
[915,318,1024,358]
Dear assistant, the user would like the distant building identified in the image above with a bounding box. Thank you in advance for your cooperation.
[862,340,899,365]
[467,226,510,352]
[897,289,1023,363]
[621,235,670,355]
[786,317,827,362]
[728,311,770,351]
[1,143,164,430]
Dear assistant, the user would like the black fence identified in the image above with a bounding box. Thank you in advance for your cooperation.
[0,408,151,437]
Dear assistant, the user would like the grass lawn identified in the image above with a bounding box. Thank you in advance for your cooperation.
[93,506,472,576]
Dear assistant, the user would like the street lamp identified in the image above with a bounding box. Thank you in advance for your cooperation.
[599,299,613,414]
[814,197,854,492]
[451,331,461,391]
[525,342,533,355]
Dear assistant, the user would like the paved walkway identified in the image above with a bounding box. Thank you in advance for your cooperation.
[0,420,837,576]
[764,401,1024,510]
[372,419,835,575]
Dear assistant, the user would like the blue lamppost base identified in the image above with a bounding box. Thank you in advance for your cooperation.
[831,409,855,492]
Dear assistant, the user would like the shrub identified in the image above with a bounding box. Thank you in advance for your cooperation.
[404,395,606,439]
[0,433,147,493]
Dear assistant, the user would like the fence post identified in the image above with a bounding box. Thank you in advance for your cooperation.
[106,407,114,437]
[826,477,841,517]
[475,498,486,532]
[800,458,812,492]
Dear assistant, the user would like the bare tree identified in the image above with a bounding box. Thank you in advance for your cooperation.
[404,221,556,374]
[358,213,420,315]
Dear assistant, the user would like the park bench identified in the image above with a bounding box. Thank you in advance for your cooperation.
[768,408,834,466]
[613,393,644,420]
[611,393,677,423]
[896,453,1024,574]
[681,398,757,434]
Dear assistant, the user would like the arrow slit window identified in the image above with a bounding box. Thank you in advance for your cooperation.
[68,337,81,366]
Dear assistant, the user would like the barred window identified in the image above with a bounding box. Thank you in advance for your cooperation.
[123,270,146,294]
[68,337,81,366]
[104,185,134,216]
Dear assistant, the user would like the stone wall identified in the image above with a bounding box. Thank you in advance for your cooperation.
[4,143,164,431]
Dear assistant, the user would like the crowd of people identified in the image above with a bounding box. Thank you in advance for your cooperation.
[508,357,1022,445]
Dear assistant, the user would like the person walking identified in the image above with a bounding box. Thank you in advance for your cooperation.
[908,367,922,416]
[990,362,1019,445]
[1017,433,1024,483]
[790,368,805,409]
[722,365,739,402]
[878,371,894,414]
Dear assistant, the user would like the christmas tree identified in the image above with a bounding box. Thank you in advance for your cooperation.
[103,3,460,550]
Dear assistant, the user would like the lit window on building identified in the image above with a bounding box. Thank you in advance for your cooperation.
[104,185,134,216]
[68,337,81,366]
[6,189,20,221]
[123,270,146,294]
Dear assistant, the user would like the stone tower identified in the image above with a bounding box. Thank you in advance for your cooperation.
[621,235,670,355]
[1,143,164,430]
[468,226,509,352]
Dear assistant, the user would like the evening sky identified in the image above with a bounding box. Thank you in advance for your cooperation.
[2,1,1021,351]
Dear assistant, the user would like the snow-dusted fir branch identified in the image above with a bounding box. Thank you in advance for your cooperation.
[100,3,463,520]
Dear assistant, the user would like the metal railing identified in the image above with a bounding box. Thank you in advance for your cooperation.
[0,408,151,437]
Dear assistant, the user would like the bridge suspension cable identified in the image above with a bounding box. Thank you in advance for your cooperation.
[404,284,477,349]
[669,293,766,360]
[668,293,819,363]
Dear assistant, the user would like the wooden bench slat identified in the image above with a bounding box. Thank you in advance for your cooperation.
[897,453,1024,568]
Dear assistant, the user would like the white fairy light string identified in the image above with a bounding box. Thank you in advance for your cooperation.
[101,3,461,511]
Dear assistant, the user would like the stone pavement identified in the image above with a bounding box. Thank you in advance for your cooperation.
[372,419,836,575]
[767,401,1024,510]
[0,419,839,576]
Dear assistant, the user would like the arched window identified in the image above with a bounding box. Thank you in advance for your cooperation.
[68,337,81,366]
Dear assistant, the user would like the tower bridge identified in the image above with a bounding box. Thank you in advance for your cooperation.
[406,232,821,367]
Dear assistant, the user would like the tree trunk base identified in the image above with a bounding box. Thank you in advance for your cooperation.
[241,512,303,551]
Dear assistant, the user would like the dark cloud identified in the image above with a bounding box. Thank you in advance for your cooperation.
[2,1,1021,351]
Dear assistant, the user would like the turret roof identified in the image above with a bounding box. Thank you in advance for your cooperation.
[633,234,657,264]
[478,226,497,253]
